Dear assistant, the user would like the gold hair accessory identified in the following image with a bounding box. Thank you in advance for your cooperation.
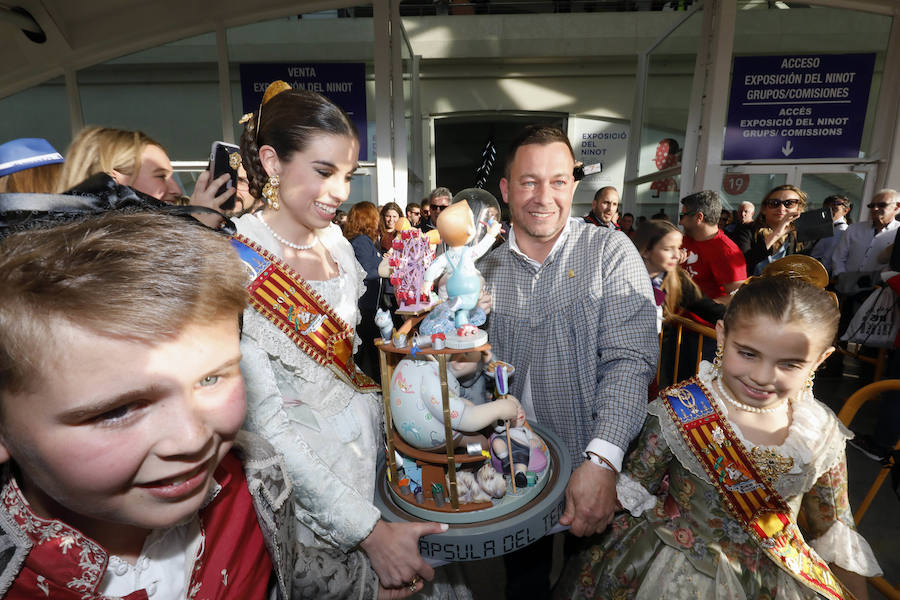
[238,112,254,124]
[262,175,280,211]
[248,80,293,141]
[759,255,838,306]
[262,80,292,105]
[761,255,829,289]
[228,152,242,170]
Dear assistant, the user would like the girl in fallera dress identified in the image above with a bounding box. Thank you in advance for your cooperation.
[556,259,882,600]
[233,81,443,596]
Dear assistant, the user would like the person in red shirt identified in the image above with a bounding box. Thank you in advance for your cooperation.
[679,190,747,301]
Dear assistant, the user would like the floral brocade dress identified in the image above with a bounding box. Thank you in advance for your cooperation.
[555,362,881,600]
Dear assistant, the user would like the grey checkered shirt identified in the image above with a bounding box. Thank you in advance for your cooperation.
[481,219,658,467]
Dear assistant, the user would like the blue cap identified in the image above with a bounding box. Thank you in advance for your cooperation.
[0,138,64,177]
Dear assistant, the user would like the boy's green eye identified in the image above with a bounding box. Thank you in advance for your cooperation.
[199,375,220,387]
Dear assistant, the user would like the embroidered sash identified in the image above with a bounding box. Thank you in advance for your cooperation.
[231,235,379,393]
[663,378,846,600]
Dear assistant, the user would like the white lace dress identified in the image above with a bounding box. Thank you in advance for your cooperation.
[558,361,882,600]
[235,214,383,551]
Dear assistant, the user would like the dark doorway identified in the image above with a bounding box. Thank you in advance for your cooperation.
[433,113,566,212]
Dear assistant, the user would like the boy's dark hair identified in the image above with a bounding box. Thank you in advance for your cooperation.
[723,276,839,345]
[681,190,722,225]
[503,126,575,178]
[0,212,249,397]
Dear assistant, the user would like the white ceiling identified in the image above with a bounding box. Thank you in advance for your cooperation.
[0,0,896,99]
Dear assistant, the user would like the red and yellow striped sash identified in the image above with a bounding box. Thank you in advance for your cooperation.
[664,379,845,600]
[231,235,379,393]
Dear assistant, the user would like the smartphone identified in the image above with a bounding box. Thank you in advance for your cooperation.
[208,141,240,212]
[793,207,833,243]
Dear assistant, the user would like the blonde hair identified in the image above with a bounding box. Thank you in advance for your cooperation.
[57,127,162,192]
[1,163,63,193]
[0,212,248,397]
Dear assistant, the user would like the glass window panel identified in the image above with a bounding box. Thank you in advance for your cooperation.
[77,33,221,167]
[0,77,70,152]
[636,7,701,220]
[636,175,682,222]
[799,171,866,222]
[719,172,787,214]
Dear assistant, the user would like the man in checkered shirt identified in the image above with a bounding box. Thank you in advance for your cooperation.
[481,126,658,593]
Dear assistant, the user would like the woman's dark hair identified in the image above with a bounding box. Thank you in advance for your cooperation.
[632,219,701,318]
[723,276,839,347]
[379,202,403,234]
[239,89,358,200]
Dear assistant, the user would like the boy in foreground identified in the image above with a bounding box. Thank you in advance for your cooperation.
[0,211,404,599]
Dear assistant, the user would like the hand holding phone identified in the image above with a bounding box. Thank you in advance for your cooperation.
[208,141,240,212]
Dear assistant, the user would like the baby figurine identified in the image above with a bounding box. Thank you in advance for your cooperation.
[489,407,547,489]
[423,198,500,336]
[390,355,521,450]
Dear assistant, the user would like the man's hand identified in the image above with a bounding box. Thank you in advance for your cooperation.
[360,519,446,588]
[189,170,235,228]
[558,461,618,537]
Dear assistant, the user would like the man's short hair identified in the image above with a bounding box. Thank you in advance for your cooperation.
[407,202,420,211]
[0,212,249,397]
[593,186,619,203]
[739,201,754,210]
[503,126,575,178]
[421,197,431,209]
[429,187,452,202]
[681,190,722,225]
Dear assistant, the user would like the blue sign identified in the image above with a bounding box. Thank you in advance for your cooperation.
[724,54,875,161]
[239,63,368,160]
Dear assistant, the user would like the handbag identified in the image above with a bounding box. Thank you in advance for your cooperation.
[841,285,900,348]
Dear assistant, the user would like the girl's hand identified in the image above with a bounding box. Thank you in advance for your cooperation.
[359,520,446,588]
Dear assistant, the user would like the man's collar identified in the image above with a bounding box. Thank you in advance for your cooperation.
[508,218,575,267]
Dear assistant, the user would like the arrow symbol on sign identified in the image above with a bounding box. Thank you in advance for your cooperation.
[781,140,794,156]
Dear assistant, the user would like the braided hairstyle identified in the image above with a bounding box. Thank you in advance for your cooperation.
[239,88,358,201]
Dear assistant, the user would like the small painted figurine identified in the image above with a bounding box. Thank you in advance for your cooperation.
[423,198,500,335]
[489,406,548,489]
[390,355,520,450]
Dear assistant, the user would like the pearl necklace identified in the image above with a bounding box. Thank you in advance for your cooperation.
[714,375,790,414]
[255,213,318,250]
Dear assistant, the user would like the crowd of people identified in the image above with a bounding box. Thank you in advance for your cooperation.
[0,84,892,600]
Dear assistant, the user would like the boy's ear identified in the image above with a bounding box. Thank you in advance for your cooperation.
[0,435,12,464]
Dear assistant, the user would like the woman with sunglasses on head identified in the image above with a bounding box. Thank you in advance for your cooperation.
[734,184,807,275]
